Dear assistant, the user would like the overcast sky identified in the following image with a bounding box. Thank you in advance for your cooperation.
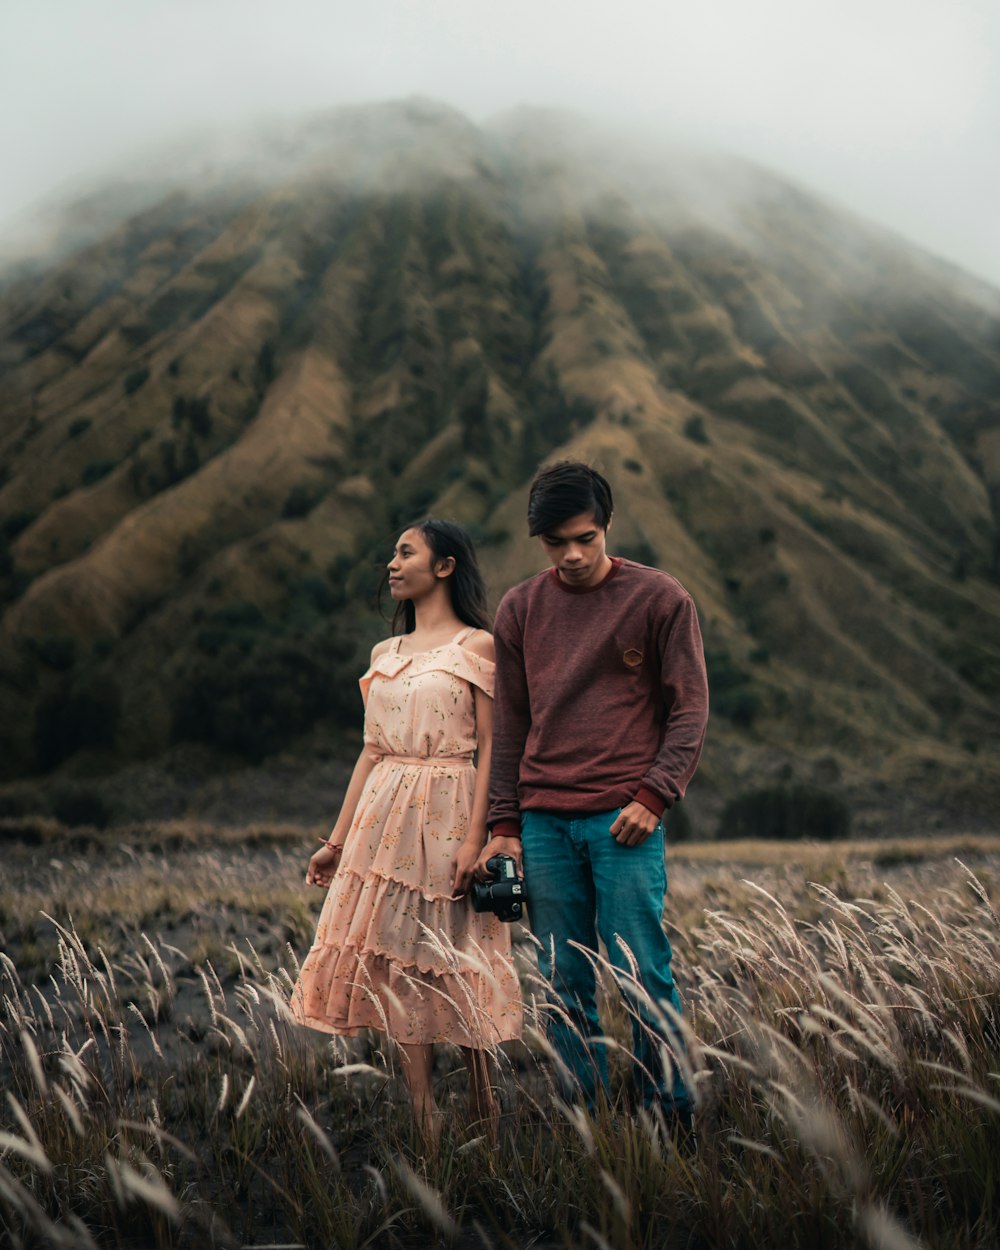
[1,0,998,284]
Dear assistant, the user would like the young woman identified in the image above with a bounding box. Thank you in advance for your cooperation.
[291,519,522,1142]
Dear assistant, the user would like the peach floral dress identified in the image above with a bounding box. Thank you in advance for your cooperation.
[291,627,522,1047]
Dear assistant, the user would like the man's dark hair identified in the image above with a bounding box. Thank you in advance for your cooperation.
[527,461,614,536]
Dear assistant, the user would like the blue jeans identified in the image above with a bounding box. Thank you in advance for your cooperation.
[521,808,691,1112]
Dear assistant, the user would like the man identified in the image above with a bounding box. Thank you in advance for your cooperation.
[477,460,709,1131]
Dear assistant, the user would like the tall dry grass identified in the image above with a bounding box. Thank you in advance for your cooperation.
[1,837,999,1248]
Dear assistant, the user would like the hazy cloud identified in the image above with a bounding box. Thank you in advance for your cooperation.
[1,0,997,282]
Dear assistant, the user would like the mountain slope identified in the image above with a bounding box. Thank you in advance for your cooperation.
[2,100,999,826]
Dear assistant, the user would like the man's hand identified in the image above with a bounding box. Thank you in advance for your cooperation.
[610,802,661,847]
[474,834,523,880]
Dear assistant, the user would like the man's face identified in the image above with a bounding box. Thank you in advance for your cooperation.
[538,511,612,588]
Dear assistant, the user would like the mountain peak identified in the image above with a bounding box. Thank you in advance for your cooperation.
[1,103,998,829]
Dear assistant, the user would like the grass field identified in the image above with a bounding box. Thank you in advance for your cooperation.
[1,826,999,1248]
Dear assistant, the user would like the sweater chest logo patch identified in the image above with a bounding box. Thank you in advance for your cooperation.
[622,648,644,668]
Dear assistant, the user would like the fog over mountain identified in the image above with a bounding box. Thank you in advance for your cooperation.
[1,0,998,285]
[1,100,998,835]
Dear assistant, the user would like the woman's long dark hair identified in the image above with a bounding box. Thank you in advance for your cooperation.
[380,518,491,635]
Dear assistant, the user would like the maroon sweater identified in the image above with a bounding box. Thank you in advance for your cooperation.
[488,558,709,837]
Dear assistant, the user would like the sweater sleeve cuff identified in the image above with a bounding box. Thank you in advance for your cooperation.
[633,785,667,819]
[489,819,522,840]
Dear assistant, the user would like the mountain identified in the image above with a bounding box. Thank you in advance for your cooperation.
[1,99,999,831]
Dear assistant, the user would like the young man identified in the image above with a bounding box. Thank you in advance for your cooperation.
[477,460,709,1129]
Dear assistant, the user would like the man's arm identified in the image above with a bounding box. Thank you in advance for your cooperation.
[476,596,529,874]
[642,592,709,812]
[610,592,708,846]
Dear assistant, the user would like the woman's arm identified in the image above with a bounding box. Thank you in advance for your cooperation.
[468,685,493,843]
[305,639,389,887]
[451,634,495,895]
[329,745,380,844]
[306,741,380,887]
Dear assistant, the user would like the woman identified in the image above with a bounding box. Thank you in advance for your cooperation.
[291,519,522,1142]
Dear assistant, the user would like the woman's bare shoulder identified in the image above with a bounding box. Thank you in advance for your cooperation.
[370,637,394,662]
[459,629,495,663]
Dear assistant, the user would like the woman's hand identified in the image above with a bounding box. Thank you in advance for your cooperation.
[450,838,483,897]
[306,842,343,888]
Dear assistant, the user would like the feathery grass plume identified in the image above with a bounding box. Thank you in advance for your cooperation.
[598,1167,631,1228]
[577,937,701,1104]
[844,1080,899,1136]
[20,1027,48,1096]
[926,1081,1000,1115]
[331,1062,393,1080]
[579,1220,615,1250]
[53,1084,86,1136]
[204,958,227,1001]
[294,1098,341,1168]
[105,1151,181,1220]
[3,834,1000,1246]
[0,1161,81,1247]
[727,1132,783,1161]
[234,1075,257,1119]
[858,1202,928,1250]
[3,1091,53,1172]
[126,1000,164,1058]
[140,932,174,1004]
[284,941,302,978]
[116,1119,200,1164]
[390,1157,458,1238]
[0,1126,52,1173]
[555,1098,596,1156]
[215,1009,250,1052]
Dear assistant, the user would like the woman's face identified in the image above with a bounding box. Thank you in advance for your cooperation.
[386,528,449,601]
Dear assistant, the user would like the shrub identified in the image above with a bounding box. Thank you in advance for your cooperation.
[34,680,121,769]
[705,647,762,726]
[0,787,47,819]
[257,342,276,386]
[82,459,116,486]
[67,417,92,439]
[50,784,111,829]
[683,414,710,444]
[124,367,150,395]
[282,485,321,519]
[172,395,212,438]
[286,576,337,621]
[665,801,693,843]
[713,686,762,727]
[3,511,38,540]
[618,540,658,567]
[7,570,34,601]
[212,601,267,629]
[196,601,269,656]
[29,636,77,671]
[172,643,340,763]
[718,785,850,841]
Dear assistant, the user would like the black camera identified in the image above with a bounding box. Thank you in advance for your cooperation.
[470,854,526,923]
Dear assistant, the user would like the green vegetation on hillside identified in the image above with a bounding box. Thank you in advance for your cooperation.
[0,102,999,823]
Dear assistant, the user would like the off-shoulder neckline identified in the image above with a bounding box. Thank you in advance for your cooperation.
[390,627,486,661]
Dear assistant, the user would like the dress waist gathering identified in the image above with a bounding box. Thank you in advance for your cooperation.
[373,752,474,766]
